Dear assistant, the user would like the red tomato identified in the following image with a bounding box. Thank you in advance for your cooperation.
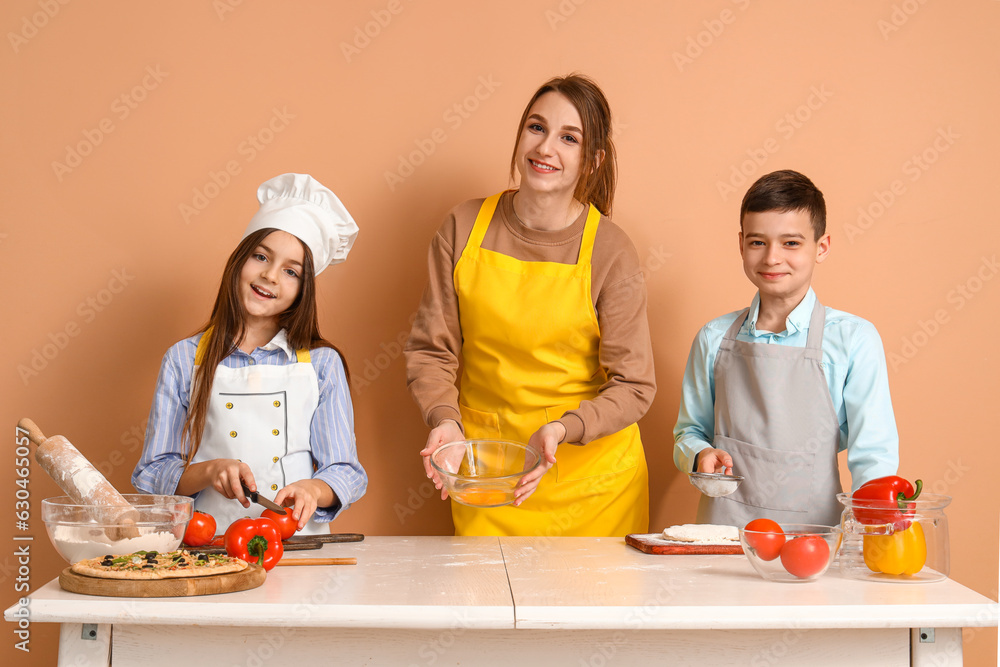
[261,507,298,540]
[780,535,830,578]
[224,517,284,571]
[183,511,217,547]
[743,519,786,561]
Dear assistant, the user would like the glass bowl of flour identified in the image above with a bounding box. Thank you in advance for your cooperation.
[42,494,193,563]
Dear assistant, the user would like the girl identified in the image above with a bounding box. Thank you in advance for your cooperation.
[133,173,367,535]
[405,75,656,537]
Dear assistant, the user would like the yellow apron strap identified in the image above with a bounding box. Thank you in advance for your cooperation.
[295,349,311,363]
[194,327,213,366]
[577,204,600,266]
[467,193,504,251]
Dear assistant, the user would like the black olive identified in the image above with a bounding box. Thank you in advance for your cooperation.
[101,560,113,567]
[146,551,158,557]
[142,564,154,569]
[104,554,113,560]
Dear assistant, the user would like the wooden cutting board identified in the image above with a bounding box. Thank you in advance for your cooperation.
[626,533,744,555]
[286,533,364,545]
[191,539,321,555]
[59,564,265,597]
[187,532,363,554]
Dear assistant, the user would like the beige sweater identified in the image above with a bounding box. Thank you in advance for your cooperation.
[404,191,656,444]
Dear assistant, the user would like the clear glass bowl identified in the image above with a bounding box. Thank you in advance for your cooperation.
[42,494,193,563]
[837,492,950,583]
[429,439,542,508]
[740,523,842,582]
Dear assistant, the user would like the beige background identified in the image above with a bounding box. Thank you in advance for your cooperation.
[3,1,997,664]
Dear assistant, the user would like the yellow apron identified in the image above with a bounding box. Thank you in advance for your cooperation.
[451,192,649,537]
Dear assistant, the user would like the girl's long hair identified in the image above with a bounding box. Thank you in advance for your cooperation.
[509,73,618,216]
[181,227,349,463]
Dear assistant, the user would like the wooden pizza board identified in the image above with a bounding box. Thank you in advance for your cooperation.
[59,564,266,597]
[626,533,744,555]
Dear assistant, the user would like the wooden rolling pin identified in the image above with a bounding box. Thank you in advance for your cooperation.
[19,418,140,540]
[276,557,356,566]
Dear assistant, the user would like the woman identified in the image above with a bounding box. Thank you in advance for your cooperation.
[133,173,367,534]
[405,74,655,536]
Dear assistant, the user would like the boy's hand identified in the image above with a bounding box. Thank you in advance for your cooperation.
[696,448,734,475]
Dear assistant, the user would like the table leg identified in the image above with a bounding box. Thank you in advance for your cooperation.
[911,627,963,666]
[58,622,111,667]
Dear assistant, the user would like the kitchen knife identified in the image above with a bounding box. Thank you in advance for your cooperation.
[240,481,286,513]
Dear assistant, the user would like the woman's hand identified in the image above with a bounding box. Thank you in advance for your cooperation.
[176,458,256,507]
[420,419,464,499]
[274,479,334,530]
[514,421,565,506]
[696,447,733,475]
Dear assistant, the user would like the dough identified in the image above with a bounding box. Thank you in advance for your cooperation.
[662,524,739,543]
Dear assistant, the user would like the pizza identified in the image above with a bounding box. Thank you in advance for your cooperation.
[71,549,249,580]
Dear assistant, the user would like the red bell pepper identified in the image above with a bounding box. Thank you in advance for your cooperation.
[851,476,922,528]
[224,517,284,571]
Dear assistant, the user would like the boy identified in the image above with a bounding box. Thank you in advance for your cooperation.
[673,170,898,526]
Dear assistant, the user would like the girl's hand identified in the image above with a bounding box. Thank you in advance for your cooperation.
[420,419,464,500]
[209,459,256,507]
[513,422,564,506]
[274,479,334,530]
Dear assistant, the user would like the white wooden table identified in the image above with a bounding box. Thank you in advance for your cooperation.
[5,536,996,666]
[500,536,998,666]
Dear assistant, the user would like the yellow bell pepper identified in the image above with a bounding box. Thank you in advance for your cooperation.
[862,522,927,575]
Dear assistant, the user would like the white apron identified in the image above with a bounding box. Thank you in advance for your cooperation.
[697,300,843,527]
[190,331,326,535]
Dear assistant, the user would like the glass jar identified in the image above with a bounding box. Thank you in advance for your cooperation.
[837,492,951,583]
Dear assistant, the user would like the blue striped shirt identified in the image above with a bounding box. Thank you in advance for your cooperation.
[673,289,899,492]
[131,330,367,521]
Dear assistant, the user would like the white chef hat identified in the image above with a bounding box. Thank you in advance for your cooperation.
[242,173,358,275]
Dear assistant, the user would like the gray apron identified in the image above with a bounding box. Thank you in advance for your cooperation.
[697,299,842,527]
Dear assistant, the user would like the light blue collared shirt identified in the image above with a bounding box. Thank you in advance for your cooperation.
[672,289,899,491]
[132,330,367,521]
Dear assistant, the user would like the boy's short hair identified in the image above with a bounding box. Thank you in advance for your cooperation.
[740,170,826,240]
